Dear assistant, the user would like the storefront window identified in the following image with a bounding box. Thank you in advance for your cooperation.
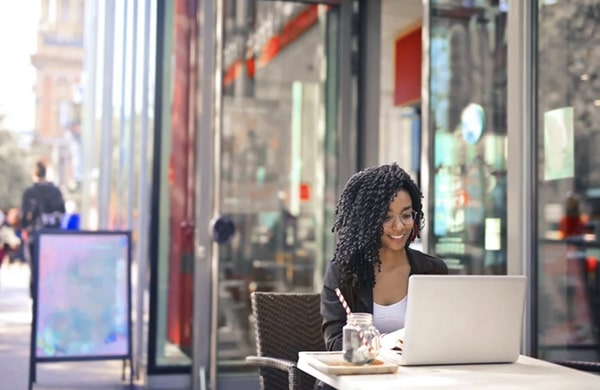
[217,0,338,372]
[429,0,508,274]
[535,0,600,362]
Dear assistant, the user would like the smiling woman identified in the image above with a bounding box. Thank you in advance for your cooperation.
[319,163,448,355]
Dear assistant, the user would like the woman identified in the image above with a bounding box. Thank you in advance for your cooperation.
[320,163,448,352]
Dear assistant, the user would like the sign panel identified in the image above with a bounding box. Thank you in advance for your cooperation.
[33,231,131,360]
[544,106,575,181]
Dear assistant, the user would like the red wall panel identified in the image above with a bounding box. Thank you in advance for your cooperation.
[394,27,422,106]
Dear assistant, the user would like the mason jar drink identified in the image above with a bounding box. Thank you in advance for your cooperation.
[342,313,380,364]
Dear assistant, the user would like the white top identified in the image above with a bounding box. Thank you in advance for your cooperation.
[373,296,407,334]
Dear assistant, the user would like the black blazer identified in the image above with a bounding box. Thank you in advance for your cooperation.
[320,248,448,351]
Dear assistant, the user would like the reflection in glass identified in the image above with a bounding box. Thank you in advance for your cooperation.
[218,0,337,372]
[153,0,195,367]
[536,0,600,363]
[429,1,508,275]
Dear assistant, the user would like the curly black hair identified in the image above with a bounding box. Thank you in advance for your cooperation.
[332,163,424,289]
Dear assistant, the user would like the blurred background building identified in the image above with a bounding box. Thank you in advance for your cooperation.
[30,0,85,199]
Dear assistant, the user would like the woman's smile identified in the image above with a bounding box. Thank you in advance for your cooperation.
[388,233,405,240]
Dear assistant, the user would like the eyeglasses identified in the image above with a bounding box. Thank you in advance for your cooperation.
[383,210,418,227]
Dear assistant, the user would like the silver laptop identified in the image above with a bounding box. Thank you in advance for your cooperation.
[397,274,527,366]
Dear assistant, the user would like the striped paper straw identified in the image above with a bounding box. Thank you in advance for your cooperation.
[334,288,372,354]
[334,288,352,316]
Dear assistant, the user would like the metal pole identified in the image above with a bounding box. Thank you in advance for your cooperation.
[356,0,380,169]
[337,0,355,192]
[81,0,99,229]
[193,0,221,388]
[507,0,534,356]
[210,0,224,387]
[118,0,129,229]
[420,0,432,252]
[99,0,116,229]
[136,0,151,379]
[128,0,139,229]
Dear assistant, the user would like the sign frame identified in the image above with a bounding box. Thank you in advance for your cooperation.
[28,230,133,389]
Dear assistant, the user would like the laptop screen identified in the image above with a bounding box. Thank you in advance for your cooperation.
[399,275,527,365]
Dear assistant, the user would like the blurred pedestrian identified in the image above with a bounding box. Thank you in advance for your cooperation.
[5,207,25,266]
[559,193,585,239]
[0,210,21,269]
[21,160,65,297]
[61,200,80,230]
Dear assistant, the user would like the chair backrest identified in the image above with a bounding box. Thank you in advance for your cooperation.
[251,292,325,390]
[251,292,325,362]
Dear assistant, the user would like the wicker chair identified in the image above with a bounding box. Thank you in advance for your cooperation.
[246,292,325,390]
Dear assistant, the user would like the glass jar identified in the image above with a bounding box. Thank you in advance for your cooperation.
[342,313,381,364]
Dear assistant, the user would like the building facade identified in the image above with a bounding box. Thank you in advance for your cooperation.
[31,0,85,191]
[68,0,600,389]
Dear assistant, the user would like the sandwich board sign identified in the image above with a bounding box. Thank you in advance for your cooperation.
[28,230,133,389]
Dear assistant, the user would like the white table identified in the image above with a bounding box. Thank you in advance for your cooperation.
[298,354,600,389]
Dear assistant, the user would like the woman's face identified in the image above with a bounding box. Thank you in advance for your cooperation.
[380,190,416,252]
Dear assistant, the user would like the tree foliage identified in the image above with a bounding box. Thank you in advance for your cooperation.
[0,116,30,211]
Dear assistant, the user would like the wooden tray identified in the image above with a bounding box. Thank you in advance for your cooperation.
[299,351,398,375]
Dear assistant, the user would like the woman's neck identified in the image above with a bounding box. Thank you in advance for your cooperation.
[378,247,410,271]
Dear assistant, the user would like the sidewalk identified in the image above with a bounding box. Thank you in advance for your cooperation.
[0,263,143,390]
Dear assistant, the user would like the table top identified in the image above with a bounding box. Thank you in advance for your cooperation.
[298,353,600,389]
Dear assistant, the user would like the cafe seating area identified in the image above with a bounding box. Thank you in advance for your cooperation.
[245,289,600,390]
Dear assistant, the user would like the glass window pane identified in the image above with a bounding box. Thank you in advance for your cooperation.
[153,0,194,367]
[429,0,508,275]
[218,0,338,372]
[535,0,600,362]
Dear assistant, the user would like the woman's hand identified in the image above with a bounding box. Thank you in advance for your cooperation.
[380,328,405,351]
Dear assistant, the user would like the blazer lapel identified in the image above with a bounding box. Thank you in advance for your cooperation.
[407,248,434,274]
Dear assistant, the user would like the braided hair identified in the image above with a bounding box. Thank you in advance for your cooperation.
[332,163,424,289]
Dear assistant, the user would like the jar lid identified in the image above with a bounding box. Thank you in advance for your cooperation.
[347,312,373,325]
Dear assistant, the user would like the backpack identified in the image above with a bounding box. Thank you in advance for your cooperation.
[22,182,66,232]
